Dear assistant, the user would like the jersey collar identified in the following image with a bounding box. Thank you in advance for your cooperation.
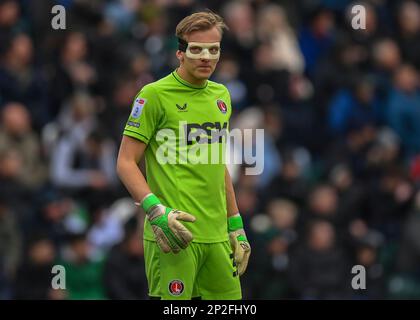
[172,69,208,89]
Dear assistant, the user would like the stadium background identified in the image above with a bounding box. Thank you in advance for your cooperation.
[1,0,420,300]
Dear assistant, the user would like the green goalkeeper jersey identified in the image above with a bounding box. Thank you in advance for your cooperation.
[123,70,232,243]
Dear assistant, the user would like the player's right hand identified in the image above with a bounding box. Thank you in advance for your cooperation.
[141,194,196,253]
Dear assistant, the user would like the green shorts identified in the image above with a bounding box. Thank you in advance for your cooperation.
[144,240,242,300]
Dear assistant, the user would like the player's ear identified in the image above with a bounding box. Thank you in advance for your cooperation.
[176,50,184,63]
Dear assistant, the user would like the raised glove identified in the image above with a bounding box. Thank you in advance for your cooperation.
[141,194,195,254]
[228,214,251,276]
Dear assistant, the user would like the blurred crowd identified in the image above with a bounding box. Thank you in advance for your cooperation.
[1,0,420,300]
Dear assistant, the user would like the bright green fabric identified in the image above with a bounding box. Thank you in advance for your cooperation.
[144,240,241,300]
[228,215,244,231]
[141,194,161,213]
[124,70,232,243]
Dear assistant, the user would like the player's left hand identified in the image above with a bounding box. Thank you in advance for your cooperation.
[228,214,251,276]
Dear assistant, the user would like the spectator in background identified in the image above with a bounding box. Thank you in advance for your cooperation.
[0,193,21,299]
[229,106,282,187]
[0,33,49,129]
[370,38,401,104]
[104,219,148,300]
[213,57,248,110]
[0,149,33,226]
[259,106,283,189]
[396,1,420,69]
[50,92,97,149]
[245,43,290,105]
[103,0,140,36]
[101,76,140,144]
[281,74,318,150]
[396,189,420,275]
[0,263,9,299]
[50,93,117,193]
[246,199,299,299]
[129,52,154,87]
[388,189,420,299]
[325,121,378,177]
[50,32,98,117]
[0,102,47,189]
[299,6,335,77]
[29,190,74,249]
[328,76,381,136]
[289,220,351,299]
[222,0,257,73]
[327,163,371,247]
[51,128,118,192]
[363,129,401,187]
[386,64,420,160]
[312,38,368,120]
[137,5,172,75]
[351,241,386,299]
[13,234,62,300]
[301,184,341,230]
[86,199,125,254]
[265,150,309,207]
[365,166,413,241]
[235,169,259,220]
[267,199,299,241]
[60,233,105,300]
[256,4,304,74]
[0,0,26,37]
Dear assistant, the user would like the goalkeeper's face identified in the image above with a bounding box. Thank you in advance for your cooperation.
[177,27,221,81]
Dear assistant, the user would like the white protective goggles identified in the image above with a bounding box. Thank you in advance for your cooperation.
[181,41,221,60]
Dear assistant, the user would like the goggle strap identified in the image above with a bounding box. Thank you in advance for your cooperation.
[178,37,188,52]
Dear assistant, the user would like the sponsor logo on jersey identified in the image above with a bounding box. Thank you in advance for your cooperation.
[216,99,227,114]
[168,280,184,296]
[184,121,228,145]
[176,103,188,111]
[131,97,147,118]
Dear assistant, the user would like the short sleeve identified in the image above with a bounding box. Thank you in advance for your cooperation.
[123,84,163,144]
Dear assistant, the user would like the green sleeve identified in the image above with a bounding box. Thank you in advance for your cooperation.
[123,84,163,144]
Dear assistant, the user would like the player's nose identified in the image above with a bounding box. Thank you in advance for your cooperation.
[199,59,211,65]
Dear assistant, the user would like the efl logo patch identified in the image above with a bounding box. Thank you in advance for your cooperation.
[131,97,147,119]
[216,99,227,114]
[168,280,184,296]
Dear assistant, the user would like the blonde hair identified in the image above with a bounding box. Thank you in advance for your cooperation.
[175,11,228,40]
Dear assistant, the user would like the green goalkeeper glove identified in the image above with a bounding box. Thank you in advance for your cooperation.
[228,214,251,276]
[141,194,196,254]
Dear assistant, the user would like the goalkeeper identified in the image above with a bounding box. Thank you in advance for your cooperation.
[116,11,250,300]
